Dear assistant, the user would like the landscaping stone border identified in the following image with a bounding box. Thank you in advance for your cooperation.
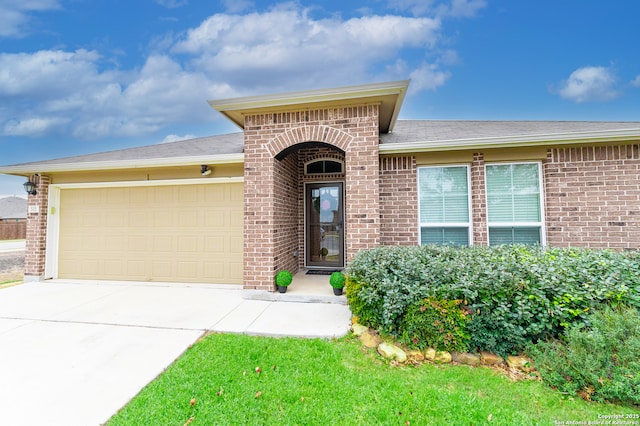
[352,323,538,380]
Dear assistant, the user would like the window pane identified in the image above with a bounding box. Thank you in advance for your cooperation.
[486,164,514,221]
[419,166,468,223]
[419,168,443,222]
[512,163,540,221]
[306,161,323,174]
[324,161,342,173]
[486,163,541,222]
[489,227,541,246]
[421,227,469,246]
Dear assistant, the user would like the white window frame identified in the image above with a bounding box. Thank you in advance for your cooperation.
[484,161,546,246]
[417,164,473,246]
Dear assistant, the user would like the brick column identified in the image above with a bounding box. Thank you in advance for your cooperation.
[344,111,381,262]
[24,174,50,281]
[243,132,276,291]
[471,153,488,245]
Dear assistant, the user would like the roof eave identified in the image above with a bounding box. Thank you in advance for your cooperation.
[209,80,410,133]
[0,153,245,176]
[380,129,640,154]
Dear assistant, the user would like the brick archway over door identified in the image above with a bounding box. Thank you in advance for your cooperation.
[243,106,382,291]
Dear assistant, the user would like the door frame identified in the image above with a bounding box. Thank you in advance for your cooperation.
[304,181,345,269]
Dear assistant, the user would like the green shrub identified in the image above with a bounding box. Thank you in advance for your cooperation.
[329,271,346,289]
[346,245,640,356]
[527,305,640,406]
[346,277,382,328]
[275,270,293,287]
[399,297,471,352]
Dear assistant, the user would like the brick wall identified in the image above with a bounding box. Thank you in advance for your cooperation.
[379,155,418,245]
[274,151,300,275]
[470,153,489,245]
[24,174,49,280]
[544,144,640,249]
[243,106,380,291]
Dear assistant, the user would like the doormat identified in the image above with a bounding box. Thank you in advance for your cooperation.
[306,270,340,275]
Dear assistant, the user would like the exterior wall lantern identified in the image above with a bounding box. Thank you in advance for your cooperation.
[201,165,212,176]
[23,180,37,196]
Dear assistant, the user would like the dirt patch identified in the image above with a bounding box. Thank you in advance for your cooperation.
[0,252,25,283]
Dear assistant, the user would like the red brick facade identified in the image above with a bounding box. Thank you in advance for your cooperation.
[470,153,489,245]
[25,174,50,281]
[248,139,640,291]
[17,118,640,288]
[379,155,418,245]
[243,106,381,291]
[378,144,640,251]
[544,144,640,249]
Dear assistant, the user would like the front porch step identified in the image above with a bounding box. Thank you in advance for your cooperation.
[242,290,347,305]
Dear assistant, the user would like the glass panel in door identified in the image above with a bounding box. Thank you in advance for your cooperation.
[306,183,344,268]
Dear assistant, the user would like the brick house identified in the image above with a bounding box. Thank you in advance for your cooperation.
[1,80,639,290]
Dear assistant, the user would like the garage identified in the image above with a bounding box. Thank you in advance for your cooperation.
[56,182,243,284]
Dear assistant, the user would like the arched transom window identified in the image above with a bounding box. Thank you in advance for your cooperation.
[304,159,344,175]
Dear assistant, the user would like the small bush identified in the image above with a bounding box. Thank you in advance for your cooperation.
[527,305,640,406]
[346,245,640,356]
[275,270,293,287]
[329,271,345,289]
[398,297,471,352]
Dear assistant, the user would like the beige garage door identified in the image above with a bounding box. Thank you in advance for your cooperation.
[58,183,243,284]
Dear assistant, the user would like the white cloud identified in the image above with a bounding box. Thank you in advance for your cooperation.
[173,6,441,92]
[558,66,620,103]
[408,62,451,92]
[160,134,197,143]
[4,116,69,136]
[632,75,640,88]
[0,3,480,140]
[0,0,60,38]
[0,50,235,139]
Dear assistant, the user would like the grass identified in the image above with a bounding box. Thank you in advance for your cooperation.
[108,334,638,425]
[0,280,22,288]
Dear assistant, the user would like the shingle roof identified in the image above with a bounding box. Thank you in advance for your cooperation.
[9,133,244,167]
[1,120,640,172]
[0,196,27,219]
[381,120,640,144]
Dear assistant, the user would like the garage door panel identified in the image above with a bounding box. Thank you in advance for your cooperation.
[58,183,243,284]
[177,235,199,253]
[177,210,199,227]
[177,262,198,279]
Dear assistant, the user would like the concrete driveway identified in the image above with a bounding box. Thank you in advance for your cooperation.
[0,280,351,426]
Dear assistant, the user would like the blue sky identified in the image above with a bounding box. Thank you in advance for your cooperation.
[1,0,639,197]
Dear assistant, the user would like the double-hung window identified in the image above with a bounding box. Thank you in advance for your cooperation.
[485,162,544,245]
[418,165,471,246]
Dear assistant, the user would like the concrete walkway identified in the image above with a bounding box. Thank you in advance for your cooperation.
[0,280,352,426]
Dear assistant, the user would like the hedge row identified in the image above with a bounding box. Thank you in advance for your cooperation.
[345,245,640,356]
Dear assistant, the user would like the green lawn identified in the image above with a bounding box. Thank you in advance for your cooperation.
[108,333,638,426]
